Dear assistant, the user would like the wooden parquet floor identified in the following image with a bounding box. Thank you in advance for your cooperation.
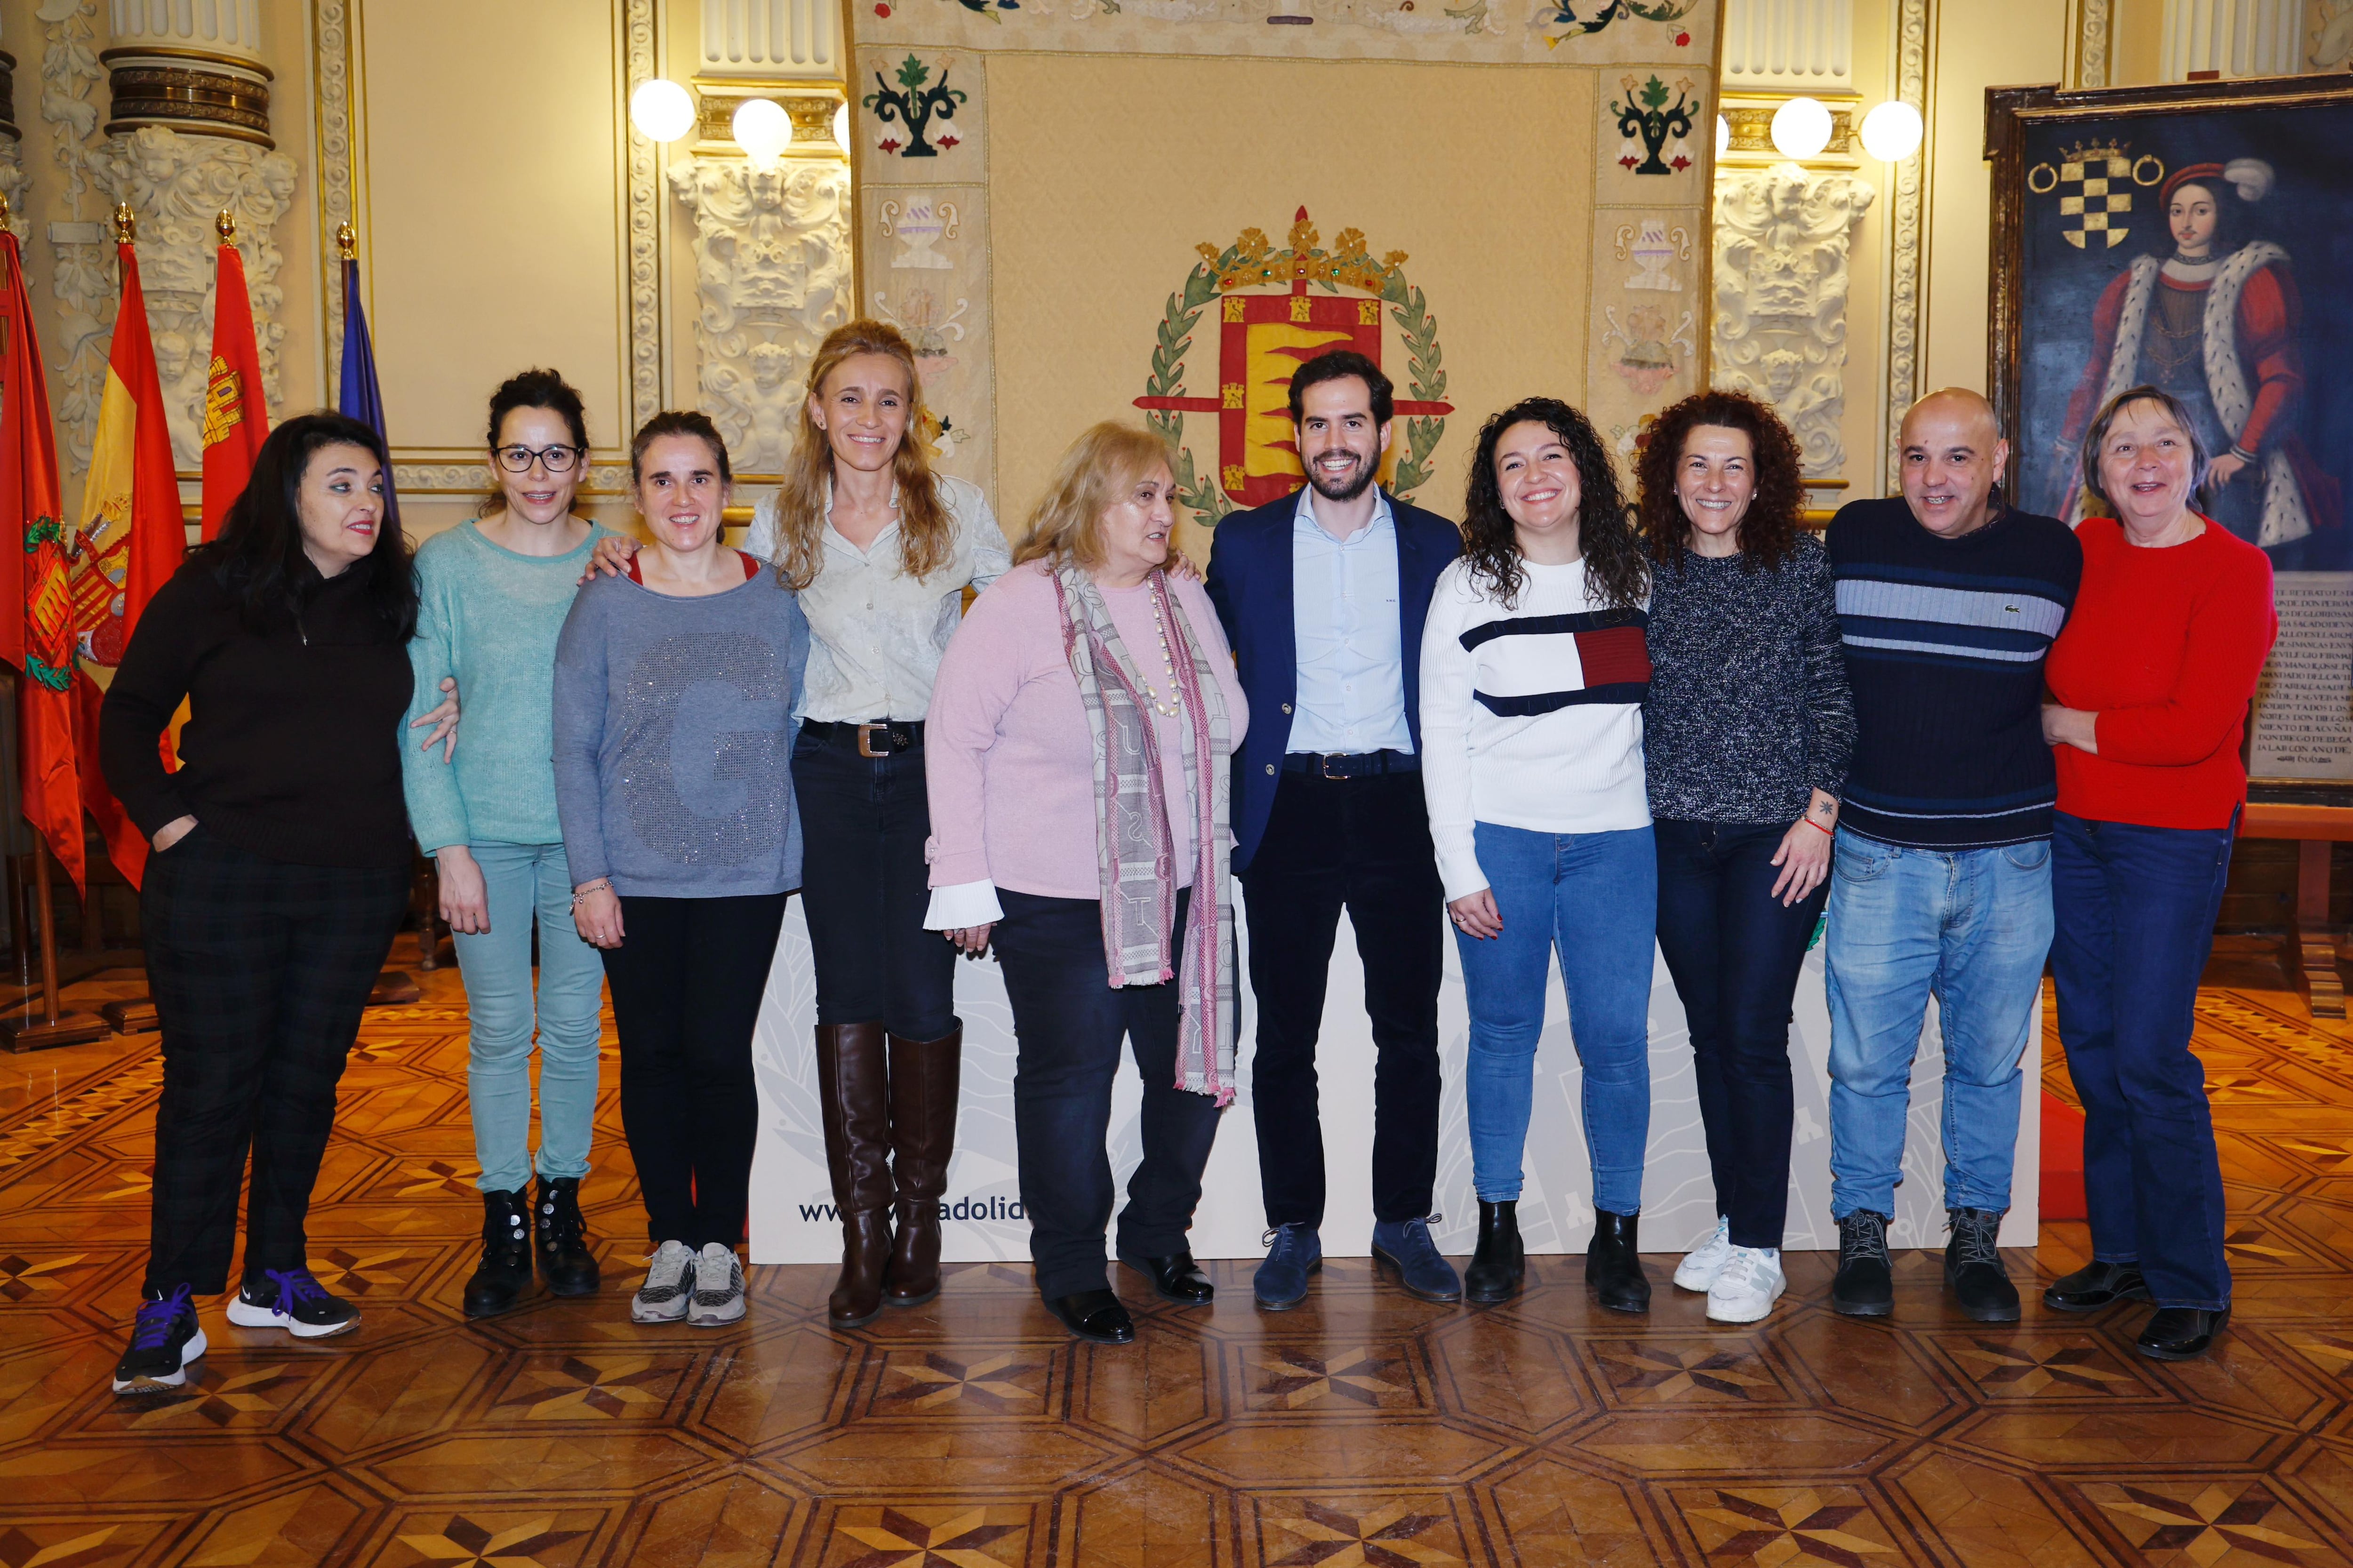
[2,942,2351,1568]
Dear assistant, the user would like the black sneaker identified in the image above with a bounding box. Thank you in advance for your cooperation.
[1945,1207,2020,1322]
[112,1286,207,1393]
[1832,1210,1894,1317]
[226,1266,360,1339]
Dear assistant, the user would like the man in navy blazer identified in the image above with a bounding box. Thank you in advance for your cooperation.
[1205,350,1464,1310]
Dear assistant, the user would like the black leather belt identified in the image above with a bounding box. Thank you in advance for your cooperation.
[1282,750,1419,779]
[802,719,924,757]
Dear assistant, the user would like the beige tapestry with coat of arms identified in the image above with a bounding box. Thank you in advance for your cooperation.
[852,0,1721,554]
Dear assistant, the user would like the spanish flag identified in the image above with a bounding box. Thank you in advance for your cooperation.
[0,228,88,894]
[200,227,268,541]
[72,215,185,888]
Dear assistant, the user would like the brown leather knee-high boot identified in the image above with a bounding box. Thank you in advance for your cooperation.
[815,1023,893,1328]
[883,1025,962,1308]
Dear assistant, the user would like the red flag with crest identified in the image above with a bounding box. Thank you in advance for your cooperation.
[200,227,267,540]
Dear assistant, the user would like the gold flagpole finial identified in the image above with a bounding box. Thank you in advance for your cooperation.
[335,221,357,261]
[0,192,11,227]
[216,209,237,244]
[112,202,136,244]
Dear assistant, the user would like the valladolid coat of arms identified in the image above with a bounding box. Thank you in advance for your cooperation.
[1133,208,1452,529]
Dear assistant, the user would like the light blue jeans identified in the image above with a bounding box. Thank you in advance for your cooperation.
[452,842,608,1194]
[1824,828,2053,1220]
[1456,822,1657,1214]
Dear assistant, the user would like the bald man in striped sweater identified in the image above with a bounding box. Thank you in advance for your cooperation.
[1823,390,2082,1325]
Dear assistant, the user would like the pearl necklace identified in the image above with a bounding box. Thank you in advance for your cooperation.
[1133,586,1183,718]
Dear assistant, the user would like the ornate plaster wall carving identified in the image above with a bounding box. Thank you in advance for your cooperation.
[107,126,296,466]
[40,2,295,471]
[1882,0,1927,491]
[666,155,851,475]
[624,0,662,435]
[1713,162,1874,479]
[40,0,115,474]
[2074,0,2112,88]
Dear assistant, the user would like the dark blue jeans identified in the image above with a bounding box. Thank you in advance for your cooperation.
[2050,809,2236,1311]
[993,887,1221,1298]
[791,730,957,1040]
[1654,818,1827,1249]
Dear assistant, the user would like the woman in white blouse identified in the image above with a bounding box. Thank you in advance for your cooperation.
[593,320,1008,1329]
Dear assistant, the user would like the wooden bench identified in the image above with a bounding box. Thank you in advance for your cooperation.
[2241,803,2353,1019]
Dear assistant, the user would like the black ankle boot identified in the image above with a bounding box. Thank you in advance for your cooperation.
[534,1175,600,1298]
[1586,1209,1650,1313]
[464,1189,535,1319]
[1465,1200,1525,1304]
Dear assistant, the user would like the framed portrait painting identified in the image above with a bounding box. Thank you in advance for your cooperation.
[1987,78,2353,801]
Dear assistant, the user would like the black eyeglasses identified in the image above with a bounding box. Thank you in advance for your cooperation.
[495,444,584,473]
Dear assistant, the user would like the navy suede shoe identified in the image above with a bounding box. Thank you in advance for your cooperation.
[1254,1223,1321,1310]
[1371,1217,1463,1303]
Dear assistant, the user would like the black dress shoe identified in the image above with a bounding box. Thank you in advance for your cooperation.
[1044,1289,1136,1344]
[2137,1305,2229,1361]
[1119,1252,1214,1305]
[1465,1200,1525,1304]
[2042,1260,2150,1314]
[1586,1210,1650,1313]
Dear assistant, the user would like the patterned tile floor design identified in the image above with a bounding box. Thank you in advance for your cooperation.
[1,941,2350,1566]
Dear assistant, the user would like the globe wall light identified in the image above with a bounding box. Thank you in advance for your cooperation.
[733,97,794,167]
[1770,96,1833,160]
[630,78,696,144]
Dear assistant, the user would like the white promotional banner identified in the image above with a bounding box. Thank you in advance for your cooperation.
[749,896,2037,1264]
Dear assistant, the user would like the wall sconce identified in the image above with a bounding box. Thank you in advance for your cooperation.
[1858,99,1923,162]
[1769,96,1832,160]
[630,78,696,144]
[733,97,794,167]
[834,102,850,154]
[1715,114,1730,160]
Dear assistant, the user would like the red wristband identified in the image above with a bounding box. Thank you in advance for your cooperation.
[1803,817,1835,837]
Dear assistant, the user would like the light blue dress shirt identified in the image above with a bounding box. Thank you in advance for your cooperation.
[1288,488,1412,755]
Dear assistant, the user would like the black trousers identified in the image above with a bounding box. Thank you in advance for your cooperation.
[993,888,1221,1298]
[601,893,790,1249]
[792,730,957,1040]
[1239,770,1445,1229]
[141,828,408,1295]
[1653,817,1827,1249]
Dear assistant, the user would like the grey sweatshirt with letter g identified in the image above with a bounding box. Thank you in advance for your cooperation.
[552,565,810,898]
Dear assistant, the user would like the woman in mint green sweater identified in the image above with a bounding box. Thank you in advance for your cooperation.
[401,369,611,1320]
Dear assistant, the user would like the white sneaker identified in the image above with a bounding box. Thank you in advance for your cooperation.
[686,1243,745,1327]
[632,1240,696,1323]
[1674,1215,1733,1291]
[1706,1245,1786,1323]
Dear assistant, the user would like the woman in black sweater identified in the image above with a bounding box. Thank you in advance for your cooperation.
[101,412,418,1394]
[1633,390,1854,1326]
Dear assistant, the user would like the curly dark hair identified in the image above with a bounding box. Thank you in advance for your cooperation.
[1461,398,1646,612]
[1634,389,1807,573]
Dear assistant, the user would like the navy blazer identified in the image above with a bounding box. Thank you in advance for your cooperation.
[1205,488,1463,873]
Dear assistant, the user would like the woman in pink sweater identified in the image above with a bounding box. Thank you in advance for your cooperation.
[923,423,1247,1345]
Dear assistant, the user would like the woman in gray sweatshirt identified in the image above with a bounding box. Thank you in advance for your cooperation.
[552,410,809,1329]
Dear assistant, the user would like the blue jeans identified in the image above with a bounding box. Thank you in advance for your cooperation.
[451,842,608,1193]
[1456,823,1656,1214]
[1824,828,2052,1220]
[2051,811,2235,1310]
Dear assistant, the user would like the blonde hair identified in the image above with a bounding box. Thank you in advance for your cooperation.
[1013,423,1177,573]
[771,320,953,591]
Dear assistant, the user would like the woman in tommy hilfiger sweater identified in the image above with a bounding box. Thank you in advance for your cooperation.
[1419,396,1653,1313]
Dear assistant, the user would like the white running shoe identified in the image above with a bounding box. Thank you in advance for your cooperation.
[687,1243,745,1328]
[1706,1245,1786,1323]
[1674,1215,1733,1292]
[632,1240,696,1323]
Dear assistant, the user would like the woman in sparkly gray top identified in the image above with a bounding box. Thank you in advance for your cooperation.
[1632,389,1853,1328]
[552,410,808,1332]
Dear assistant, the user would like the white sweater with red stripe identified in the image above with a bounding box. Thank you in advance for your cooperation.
[1417,556,1652,901]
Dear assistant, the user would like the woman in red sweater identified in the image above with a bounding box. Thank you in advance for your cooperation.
[2041,385,2276,1362]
